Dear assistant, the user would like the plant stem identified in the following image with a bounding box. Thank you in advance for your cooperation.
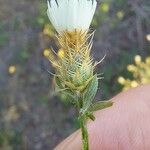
[79,114,89,150]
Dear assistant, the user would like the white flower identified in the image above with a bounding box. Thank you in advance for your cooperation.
[47,0,97,33]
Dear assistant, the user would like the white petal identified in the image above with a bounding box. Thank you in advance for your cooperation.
[47,0,97,33]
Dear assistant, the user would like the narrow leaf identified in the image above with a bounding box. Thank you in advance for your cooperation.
[82,75,98,111]
[88,101,114,112]
[86,113,95,121]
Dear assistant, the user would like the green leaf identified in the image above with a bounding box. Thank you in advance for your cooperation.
[88,101,114,112]
[55,77,76,105]
[82,75,98,112]
[86,112,95,121]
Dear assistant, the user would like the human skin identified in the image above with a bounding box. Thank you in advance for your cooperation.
[55,84,150,150]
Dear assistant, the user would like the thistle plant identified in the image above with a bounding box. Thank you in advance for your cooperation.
[46,0,113,149]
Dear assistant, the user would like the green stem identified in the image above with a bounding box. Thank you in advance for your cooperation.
[79,114,89,150]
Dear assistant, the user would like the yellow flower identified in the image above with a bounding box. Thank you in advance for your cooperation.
[100,3,109,13]
[146,34,150,42]
[146,57,150,65]
[43,49,50,57]
[118,76,125,85]
[131,81,139,88]
[127,64,136,72]
[43,24,53,36]
[117,11,124,19]
[8,65,16,74]
[134,55,141,65]
[141,78,148,84]
[118,55,150,91]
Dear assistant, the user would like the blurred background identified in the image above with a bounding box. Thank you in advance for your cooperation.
[0,0,149,149]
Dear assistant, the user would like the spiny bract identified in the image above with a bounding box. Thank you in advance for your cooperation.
[48,30,95,92]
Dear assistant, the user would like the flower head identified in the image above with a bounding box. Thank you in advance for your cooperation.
[47,0,97,33]
[43,49,51,57]
[8,65,17,74]
[48,31,94,91]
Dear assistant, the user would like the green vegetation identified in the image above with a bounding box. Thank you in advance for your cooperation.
[0,129,22,150]
[0,24,9,47]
